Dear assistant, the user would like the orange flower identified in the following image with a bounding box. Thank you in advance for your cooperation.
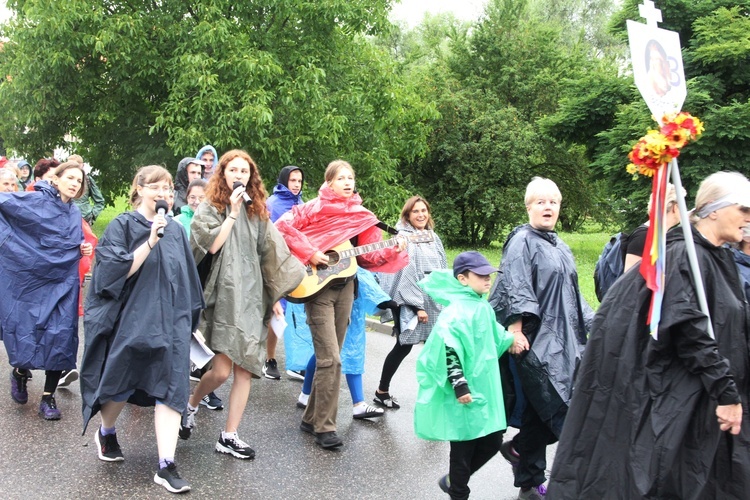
[627,112,703,180]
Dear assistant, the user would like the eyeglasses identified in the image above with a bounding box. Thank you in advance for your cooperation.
[143,184,174,195]
[187,195,206,202]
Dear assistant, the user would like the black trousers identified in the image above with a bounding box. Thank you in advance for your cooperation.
[514,402,560,488]
[448,430,503,500]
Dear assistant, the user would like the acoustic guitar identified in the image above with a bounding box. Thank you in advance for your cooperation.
[286,231,434,303]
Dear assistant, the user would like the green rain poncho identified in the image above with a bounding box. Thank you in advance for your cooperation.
[414,269,514,441]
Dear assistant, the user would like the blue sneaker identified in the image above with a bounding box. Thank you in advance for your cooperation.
[10,369,29,404]
[38,394,61,420]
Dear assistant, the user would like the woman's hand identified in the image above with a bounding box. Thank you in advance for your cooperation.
[80,242,93,256]
[310,251,329,266]
[272,301,284,319]
[417,310,428,323]
[509,331,530,355]
[394,235,408,252]
[150,211,167,246]
[716,403,742,435]
[229,185,245,217]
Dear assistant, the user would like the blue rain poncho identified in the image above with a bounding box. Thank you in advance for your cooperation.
[0,182,83,370]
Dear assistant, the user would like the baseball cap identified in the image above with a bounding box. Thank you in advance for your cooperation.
[453,251,499,278]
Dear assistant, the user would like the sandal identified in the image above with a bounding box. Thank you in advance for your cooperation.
[353,403,384,419]
[373,391,401,409]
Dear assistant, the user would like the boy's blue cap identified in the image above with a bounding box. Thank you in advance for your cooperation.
[453,251,498,278]
[17,159,30,169]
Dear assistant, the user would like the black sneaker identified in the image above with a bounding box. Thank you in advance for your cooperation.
[57,369,79,388]
[299,420,315,435]
[200,391,223,410]
[95,426,124,462]
[438,474,451,494]
[315,431,343,449]
[189,369,202,383]
[215,433,255,459]
[500,439,520,467]
[178,407,197,440]
[373,391,400,409]
[154,462,191,493]
[262,359,281,380]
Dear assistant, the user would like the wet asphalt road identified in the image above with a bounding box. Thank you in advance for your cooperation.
[0,319,555,499]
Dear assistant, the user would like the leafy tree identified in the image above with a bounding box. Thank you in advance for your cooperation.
[396,0,609,245]
[546,0,750,230]
[0,0,434,213]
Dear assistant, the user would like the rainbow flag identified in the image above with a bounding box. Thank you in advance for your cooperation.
[639,163,671,339]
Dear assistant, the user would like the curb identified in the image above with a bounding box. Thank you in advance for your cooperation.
[366,318,393,335]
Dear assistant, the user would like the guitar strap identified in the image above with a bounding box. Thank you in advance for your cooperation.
[376,221,399,235]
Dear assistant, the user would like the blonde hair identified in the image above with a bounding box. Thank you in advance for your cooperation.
[647,183,686,213]
[67,154,84,165]
[324,160,355,184]
[129,165,173,208]
[52,161,87,199]
[524,176,562,206]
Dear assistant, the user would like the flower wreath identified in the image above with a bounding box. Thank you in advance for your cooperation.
[626,112,704,178]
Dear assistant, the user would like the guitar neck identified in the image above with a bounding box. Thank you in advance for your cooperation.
[337,239,399,260]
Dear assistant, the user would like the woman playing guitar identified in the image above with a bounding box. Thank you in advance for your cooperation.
[275,160,408,449]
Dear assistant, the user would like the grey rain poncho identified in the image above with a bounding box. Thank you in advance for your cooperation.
[489,224,593,434]
[378,221,447,344]
[190,202,305,375]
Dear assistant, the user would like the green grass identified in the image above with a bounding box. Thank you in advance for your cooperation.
[446,230,611,309]
[92,195,129,236]
[93,198,610,309]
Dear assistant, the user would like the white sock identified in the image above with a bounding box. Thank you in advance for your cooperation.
[187,402,198,413]
[221,430,238,441]
[298,392,309,406]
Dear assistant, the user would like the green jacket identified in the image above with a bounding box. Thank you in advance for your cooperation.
[174,205,194,238]
[74,175,105,224]
[414,269,513,441]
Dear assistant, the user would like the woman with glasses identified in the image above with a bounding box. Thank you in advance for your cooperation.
[80,165,204,493]
[174,179,207,238]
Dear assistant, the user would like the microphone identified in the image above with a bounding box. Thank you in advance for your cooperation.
[155,199,169,238]
[232,181,252,205]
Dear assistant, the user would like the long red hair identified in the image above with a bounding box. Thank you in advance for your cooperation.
[205,149,269,219]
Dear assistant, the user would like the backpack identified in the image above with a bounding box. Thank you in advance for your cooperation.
[594,232,627,302]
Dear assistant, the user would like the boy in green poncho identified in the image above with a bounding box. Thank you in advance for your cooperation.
[415,251,529,500]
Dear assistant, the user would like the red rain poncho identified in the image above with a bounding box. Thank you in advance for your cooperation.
[275,183,408,273]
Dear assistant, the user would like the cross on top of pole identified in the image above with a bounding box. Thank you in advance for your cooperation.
[639,0,663,28]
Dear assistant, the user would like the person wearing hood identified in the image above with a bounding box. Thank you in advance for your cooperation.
[488,176,594,500]
[275,159,408,449]
[196,145,218,180]
[547,171,750,499]
[16,159,33,190]
[173,157,206,215]
[414,251,527,500]
[0,161,92,420]
[263,165,304,379]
